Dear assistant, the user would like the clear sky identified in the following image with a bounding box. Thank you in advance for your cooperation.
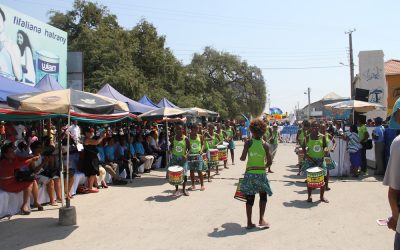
[3,0,400,113]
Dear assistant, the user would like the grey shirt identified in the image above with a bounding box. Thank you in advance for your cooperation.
[383,135,400,232]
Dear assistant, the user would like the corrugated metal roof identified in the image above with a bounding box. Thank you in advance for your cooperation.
[385,59,400,75]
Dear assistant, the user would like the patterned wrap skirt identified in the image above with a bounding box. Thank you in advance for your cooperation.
[240,173,273,196]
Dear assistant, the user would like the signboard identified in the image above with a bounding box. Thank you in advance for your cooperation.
[0,4,67,87]
[357,50,387,119]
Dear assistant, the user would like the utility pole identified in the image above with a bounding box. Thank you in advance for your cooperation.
[307,87,311,120]
[346,29,356,99]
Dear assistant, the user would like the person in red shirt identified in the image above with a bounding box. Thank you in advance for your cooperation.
[0,121,5,140]
[0,143,43,215]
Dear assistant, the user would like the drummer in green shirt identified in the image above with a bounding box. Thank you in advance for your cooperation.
[224,120,236,165]
[170,124,191,196]
[240,119,273,229]
[301,121,329,203]
[188,124,205,191]
[204,123,222,178]
[216,123,229,169]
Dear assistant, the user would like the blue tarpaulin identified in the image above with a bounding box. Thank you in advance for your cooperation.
[157,98,179,108]
[97,84,154,114]
[138,95,159,108]
[0,75,41,102]
[35,74,64,91]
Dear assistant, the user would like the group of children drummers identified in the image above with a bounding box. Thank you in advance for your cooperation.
[296,120,336,203]
[168,121,236,196]
[166,118,336,229]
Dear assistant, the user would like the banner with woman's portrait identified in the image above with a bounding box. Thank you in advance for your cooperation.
[0,4,67,87]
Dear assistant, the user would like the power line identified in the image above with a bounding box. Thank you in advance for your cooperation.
[259,65,346,70]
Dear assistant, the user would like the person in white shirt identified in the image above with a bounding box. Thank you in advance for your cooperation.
[14,123,26,141]
[383,97,400,249]
[67,120,81,144]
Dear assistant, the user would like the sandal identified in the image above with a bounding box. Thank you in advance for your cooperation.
[34,204,44,211]
[20,207,31,215]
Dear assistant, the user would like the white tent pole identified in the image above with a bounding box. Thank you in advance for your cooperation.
[66,108,71,207]
[59,120,65,208]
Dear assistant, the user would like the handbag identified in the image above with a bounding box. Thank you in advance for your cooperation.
[364,139,373,150]
[15,170,35,182]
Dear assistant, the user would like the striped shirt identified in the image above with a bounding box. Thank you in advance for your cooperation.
[346,132,362,153]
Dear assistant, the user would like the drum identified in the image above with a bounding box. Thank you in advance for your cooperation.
[217,145,227,161]
[222,141,229,147]
[234,178,246,202]
[167,166,184,186]
[209,149,219,162]
[188,153,201,162]
[202,153,208,171]
[298,148,304,165]
[306,167,325,188]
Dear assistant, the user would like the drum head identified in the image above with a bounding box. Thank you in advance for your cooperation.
[217,145,227,149]
[168,166,183,172]
[189,154,200,157]
[209,149,218,152]
[307,166,323,173]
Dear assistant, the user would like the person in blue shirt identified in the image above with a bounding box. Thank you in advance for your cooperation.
[127,135,141,178]
[240,122,249,142]
[98,140,126,185]
[384,119,399,168]
[115,136,134,179]
[134,134,154,173]
[372,117,385,175]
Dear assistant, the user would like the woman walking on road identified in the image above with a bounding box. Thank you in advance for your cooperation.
[240,119,273,229]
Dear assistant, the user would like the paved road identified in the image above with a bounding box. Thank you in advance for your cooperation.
[0,142,394,250]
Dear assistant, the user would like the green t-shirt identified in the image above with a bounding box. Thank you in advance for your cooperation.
[307,136,325,159]
[246,139,266,174]
[172,136,187,157]
[189,135,201,154]
[358,125,367,142]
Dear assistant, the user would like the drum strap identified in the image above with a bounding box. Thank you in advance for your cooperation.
[246,166,266,171]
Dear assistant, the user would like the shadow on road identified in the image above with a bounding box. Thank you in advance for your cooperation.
[283,200,319,209]
[208,223,265,238]
[144,193,180,202]
[0,217,77,250]
[125,176,167,188]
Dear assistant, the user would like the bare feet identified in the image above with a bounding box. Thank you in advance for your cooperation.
[268,170,274,173]
[173,190,180,196]
[183,190,189,196]
[200,186,205,191]
[320,197,329,203]
[224,166,229,169]
[215,172,220,175]
[259,220,270,229]
[246,223,256,229]
[307,197,312,203]
[189,186,196,191]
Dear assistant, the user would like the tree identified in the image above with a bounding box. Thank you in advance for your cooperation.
[47,1,267,118]
[187,47,266,118]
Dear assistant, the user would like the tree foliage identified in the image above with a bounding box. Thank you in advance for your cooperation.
[48,0,266,118]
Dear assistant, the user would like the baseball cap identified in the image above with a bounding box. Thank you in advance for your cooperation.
[389,97,400,129]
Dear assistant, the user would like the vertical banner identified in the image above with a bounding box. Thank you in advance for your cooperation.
[358,50,387,119]
[0,4,67,87]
